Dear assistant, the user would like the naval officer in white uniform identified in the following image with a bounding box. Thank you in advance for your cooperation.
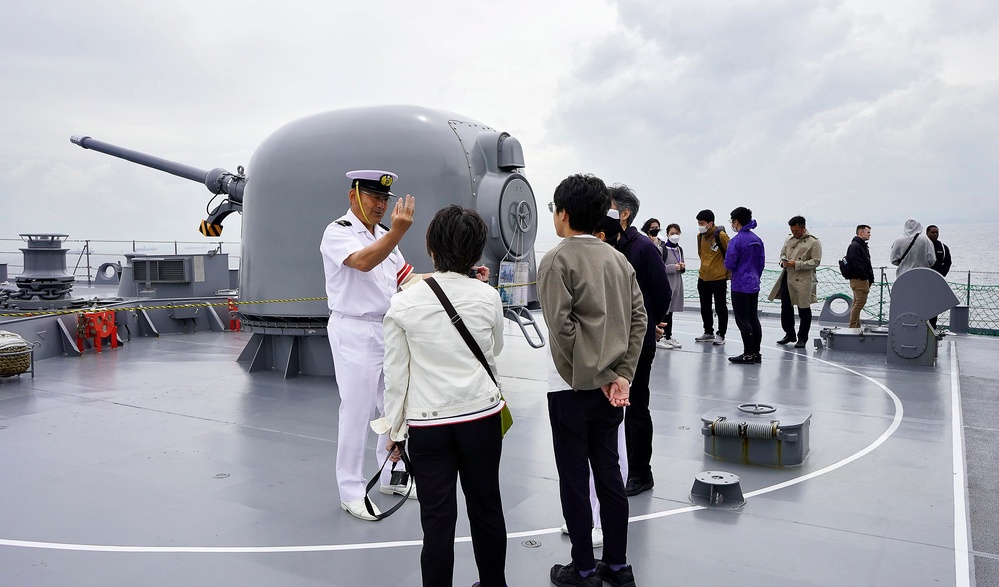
[320,169,419,521]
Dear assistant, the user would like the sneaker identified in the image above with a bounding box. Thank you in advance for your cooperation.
[694,333,715,342]
[753,353,762,363]
[668,338,682,349]
[592,527,604,548]
[550,562,601,587]
[625,476,654,496]
[341,498,381,521]
[728,354,756,364]
[655,338,673,349]
[713,334,725,345]
[380,476,418,499]
[595,561,637,587]
[559,523,604,548]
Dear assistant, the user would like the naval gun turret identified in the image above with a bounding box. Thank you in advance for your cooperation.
[71,105,542,377]
[70,135,243,237]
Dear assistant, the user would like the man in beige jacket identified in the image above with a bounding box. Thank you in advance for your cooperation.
[768,216,822,348]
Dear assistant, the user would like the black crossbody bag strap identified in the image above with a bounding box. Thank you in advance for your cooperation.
[425,277,497,386]
[363,445,413,520]
[898,234,919,263]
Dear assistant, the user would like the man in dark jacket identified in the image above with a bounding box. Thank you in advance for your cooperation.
[610,184,671,497]
[845,225,876,328]
[927,225,952,277]
[926,225,952,328]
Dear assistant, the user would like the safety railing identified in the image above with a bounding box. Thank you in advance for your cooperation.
[0,238,240,286]
[677,265,999,336]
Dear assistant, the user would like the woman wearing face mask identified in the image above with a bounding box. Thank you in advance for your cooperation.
[640,218,663,256]
[657,223,686,350]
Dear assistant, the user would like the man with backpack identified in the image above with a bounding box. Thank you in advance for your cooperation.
[843,225,875,328]
[694,209,730,345]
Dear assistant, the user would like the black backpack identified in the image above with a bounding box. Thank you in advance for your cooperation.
[838,256,850,279]
[697,227,727,258]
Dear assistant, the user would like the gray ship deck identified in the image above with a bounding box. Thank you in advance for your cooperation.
[2,311,997,586]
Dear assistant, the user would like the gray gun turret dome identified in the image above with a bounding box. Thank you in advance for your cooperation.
[239,105,538,325]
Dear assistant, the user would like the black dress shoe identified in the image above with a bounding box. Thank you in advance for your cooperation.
[551,563,602,587]
[794,340,806,348]
[596,561,637,587]
[776,335,795,345]
[625,476,654,496]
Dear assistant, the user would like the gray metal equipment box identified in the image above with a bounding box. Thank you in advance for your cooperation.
[701,403,811,467]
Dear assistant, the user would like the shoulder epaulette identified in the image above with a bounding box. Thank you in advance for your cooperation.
[335,219,352,227]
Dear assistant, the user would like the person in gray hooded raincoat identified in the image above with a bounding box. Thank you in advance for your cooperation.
[890,218,936,279]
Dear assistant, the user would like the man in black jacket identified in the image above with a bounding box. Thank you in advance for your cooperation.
[927,225,952,277]
[845,225,875,328]
[927,225,952,328]
[610,184,671,497]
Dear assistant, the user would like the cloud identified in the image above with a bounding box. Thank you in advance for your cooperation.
[542,0,999,227]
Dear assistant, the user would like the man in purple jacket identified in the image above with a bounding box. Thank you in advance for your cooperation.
[610,185,671,496]
[723,207,766,365]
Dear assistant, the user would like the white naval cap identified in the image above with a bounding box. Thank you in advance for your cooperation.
[346,169,398,197]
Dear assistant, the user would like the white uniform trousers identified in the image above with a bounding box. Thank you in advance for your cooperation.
[590,420,628,528]
[327,315,406,503]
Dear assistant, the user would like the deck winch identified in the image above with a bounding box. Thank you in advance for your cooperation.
[701,403,811,467]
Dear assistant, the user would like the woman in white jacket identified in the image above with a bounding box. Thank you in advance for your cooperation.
[378,205,507,587]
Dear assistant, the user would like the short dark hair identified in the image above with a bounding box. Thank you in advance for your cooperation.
[665,223,681,234]
[608,184,640,228]
[640,218,660,234]
[926,224,938,232]
[730,207,752,226]
[856,224,871,234]
[788,215,806,227]
[696,209,715,223]
[594,215,622,244]
[426,205,487,274]
[552,174,610,233]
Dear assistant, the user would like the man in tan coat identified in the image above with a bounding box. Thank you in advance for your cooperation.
[768,216,822,348]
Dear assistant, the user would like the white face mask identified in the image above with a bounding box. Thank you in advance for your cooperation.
[668,234,681,244]
[697,225,708,234]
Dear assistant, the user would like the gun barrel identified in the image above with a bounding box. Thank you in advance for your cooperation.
[70,135,244,202]
[71,135,209,184]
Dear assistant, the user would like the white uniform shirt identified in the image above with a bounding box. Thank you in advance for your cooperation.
[319,209,412,317]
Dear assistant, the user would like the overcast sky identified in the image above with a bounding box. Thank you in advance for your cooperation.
[2,0,997,248]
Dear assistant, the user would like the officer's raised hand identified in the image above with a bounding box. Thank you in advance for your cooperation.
[391,195,416,233]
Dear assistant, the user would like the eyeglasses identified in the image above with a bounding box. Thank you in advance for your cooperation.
[547,202,556,213]
[360,190,391,203]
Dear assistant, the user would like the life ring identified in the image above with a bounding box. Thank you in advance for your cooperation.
[97,312,114,338]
